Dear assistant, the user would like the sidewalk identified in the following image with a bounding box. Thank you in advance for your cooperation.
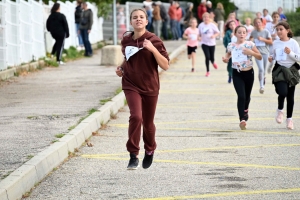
[24,42,300,199]
[0,41,185,199]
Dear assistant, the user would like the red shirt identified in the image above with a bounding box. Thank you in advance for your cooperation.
[197,4,207,20]
[121,31,169,96]
[168,5,177,20]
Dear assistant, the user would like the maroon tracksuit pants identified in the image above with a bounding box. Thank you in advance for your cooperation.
[124,90,158,156]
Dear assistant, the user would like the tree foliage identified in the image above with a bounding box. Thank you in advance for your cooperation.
[43,0,113,17]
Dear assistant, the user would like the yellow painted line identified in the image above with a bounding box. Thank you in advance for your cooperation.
[109,117,290,127]
[136,188,300,200]
[157,99,278,106]
[107,125,300,136]
[81,143,300,158]
[80,156,300,171]
[158,127,300,136]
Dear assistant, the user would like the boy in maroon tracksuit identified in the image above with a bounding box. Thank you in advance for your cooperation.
[116,9,169,170]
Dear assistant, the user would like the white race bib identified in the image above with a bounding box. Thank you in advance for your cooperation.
[275,48,287,61]
[232,49,247,64]
[254,38,265,47]
[189,34,197,40]
[125,46,143,61]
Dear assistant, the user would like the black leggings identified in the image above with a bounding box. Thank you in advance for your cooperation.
[274,81,296,118]
[201,44,215,72]
[51,35,65,62]
[232,69,254,121]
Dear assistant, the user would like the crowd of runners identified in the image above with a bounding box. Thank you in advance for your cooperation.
[114,2,299,170]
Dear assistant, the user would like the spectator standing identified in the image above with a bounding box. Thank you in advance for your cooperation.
[144,6,153,32]
[75,0,83,50]
[197,0,207,23]
[46,3,69,65]
[175,1,183,39]
[206,1,213,13]
[152,3,162,37]
[79,2,93,57]
[183,3,194,29]
[214,3,225,40]
[226,12,239,26]
[117,7,126,39]
[168,1,179,40]
[157,1,169,40]
[262,9,273,23]
[278,7,287,21]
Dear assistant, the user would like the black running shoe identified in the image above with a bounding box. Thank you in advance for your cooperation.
[142,151,154,169]
[127,154,139,170]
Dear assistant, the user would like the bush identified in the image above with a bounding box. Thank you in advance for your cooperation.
[285,12,300,36]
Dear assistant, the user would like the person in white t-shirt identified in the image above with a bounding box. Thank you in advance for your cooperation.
[198,12,220,77]
[222,25,262,130]
[266,11,280,72]
[244,18,254,40]
[263,9,273,23]
[268,21,300,130]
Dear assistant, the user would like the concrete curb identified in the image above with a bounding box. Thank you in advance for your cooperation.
[0,44,186,200]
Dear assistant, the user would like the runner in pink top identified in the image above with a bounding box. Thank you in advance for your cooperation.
[198,12,220,77]
[183,18,201,72]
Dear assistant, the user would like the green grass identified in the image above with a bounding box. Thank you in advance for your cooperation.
[27,155,34,159]
[55,133,65,138]
[51,139,59,143]
[44,59,59,67]
[115,87,122,95]
[100,98,112,105]
[88,108,97,115]
[68,125,76,131]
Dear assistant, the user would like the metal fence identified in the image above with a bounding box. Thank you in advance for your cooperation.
[0,0,104,71]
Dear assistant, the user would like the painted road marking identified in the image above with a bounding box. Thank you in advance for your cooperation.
[81,143,300,158]
[136,187,300,200]
[80,156,300,171]
[108,123,300,136]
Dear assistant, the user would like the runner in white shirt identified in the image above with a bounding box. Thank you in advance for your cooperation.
[266,11,280,73]
[263,9,273,23]
[268,21,300,130]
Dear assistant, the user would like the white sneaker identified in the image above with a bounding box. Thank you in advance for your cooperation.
[275,109,284,124]
[286,118,294,130]
[259,87,264,94]
[58,61,65,65]
[239,120,247,130]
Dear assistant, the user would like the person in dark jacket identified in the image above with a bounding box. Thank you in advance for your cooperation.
[46,3,69,64]
[75,0,84,49]
[79,2,93,57]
